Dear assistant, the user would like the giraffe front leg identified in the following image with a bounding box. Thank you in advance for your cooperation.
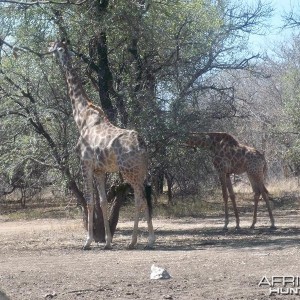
[81,163,95,250]
[127,184,144,250]
[145,205,155,249]
[83,202,94,250]
[219,174,229,230]
[94,174,112,250]
[226,175,240,230]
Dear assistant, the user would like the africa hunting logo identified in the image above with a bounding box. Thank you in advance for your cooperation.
[259,276,300,296]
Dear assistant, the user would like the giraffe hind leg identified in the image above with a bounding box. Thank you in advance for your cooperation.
[250,191,260,229]
[127,184,150,250]
[248,177,261,229]
[249,176,275,229]
[260,183,276,229]
[122,170,155,249]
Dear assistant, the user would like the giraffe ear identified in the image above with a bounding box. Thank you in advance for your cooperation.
[48,42,57,54]
[61,38,71,45]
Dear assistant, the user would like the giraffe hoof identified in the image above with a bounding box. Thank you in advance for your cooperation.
[127,243,136,250]
[82,245,92,251]
[270,225,277,230]
[235,226,241,231]
[104,244,113,250]
[144,244,155,250]
[222,227,228,232]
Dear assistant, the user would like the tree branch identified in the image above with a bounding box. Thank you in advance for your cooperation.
[0,37,57,58]
[23,156,60,169]
[0,110,27,119]
[0,0,88,5]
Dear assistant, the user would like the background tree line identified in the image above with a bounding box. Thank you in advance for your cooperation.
[1,0,300,225]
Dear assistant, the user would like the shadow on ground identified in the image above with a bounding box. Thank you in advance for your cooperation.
[117,218,300,251]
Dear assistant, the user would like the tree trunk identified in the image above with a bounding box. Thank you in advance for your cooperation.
[86,30,129,243]
[93,185,106,243]
[165,172,174,205]
[95,31,117,123]
[108,183,131,236]
[152,167,164,205]
[93,182,131,243]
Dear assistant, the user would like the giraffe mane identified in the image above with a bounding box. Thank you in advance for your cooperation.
[87,101,107,118]
[214,132,239,147]
[187,132,240,147]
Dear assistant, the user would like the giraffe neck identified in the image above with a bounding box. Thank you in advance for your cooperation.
[188,132,238,153]
[62,60,106,130]
[66,69,87,120]
[188,133,214,150]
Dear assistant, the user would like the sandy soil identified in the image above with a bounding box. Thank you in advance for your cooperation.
[0,211,299,300]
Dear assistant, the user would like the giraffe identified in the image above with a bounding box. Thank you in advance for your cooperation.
[49,40,155,250]
[186,132,276,230]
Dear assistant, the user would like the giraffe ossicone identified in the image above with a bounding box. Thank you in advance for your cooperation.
[186,132,276,230]
[49,40,155,250]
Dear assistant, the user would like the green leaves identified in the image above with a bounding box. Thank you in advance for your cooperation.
[0,0,273,199]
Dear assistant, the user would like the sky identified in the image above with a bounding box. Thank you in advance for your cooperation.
[248,0,299,53]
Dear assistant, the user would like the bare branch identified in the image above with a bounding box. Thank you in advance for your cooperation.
[0,0,88,6]
[282,10,300,29]
[23,156,60,169]
[0,110,27,119]
[0,186,16,196]
[0,37,55,58]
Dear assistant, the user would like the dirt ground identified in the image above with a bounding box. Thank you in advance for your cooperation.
[0,210,300,300]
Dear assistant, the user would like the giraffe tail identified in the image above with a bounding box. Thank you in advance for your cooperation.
[262,160,270,195]
[144,182,153,219]
[263,162,268,182]
[262,184,269,195]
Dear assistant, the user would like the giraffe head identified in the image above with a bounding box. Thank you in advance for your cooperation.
[186,132,240,153]
[49,40,74,68]
[186,132,211,149]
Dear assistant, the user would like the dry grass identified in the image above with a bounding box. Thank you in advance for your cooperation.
[1,178,299,222]
[153,177,300,219]
[0,195,81,221]
[234,176,300,196]
[153,192,223,219]
[233,177,300,211]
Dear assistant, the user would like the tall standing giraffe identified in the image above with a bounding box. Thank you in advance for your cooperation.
[186,132,275,230]
[49,40,155,250]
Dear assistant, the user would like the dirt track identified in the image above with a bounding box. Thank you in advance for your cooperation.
[0,212,300,300]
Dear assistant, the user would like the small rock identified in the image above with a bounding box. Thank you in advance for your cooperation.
[44,291,57,299]
[126,291,134,295]
[150,264,171,280]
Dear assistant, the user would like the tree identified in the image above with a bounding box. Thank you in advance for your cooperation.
[0,0,273,243]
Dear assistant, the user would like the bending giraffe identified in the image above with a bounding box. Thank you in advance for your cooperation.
[49,40,155,250]
[186,132,275,230]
